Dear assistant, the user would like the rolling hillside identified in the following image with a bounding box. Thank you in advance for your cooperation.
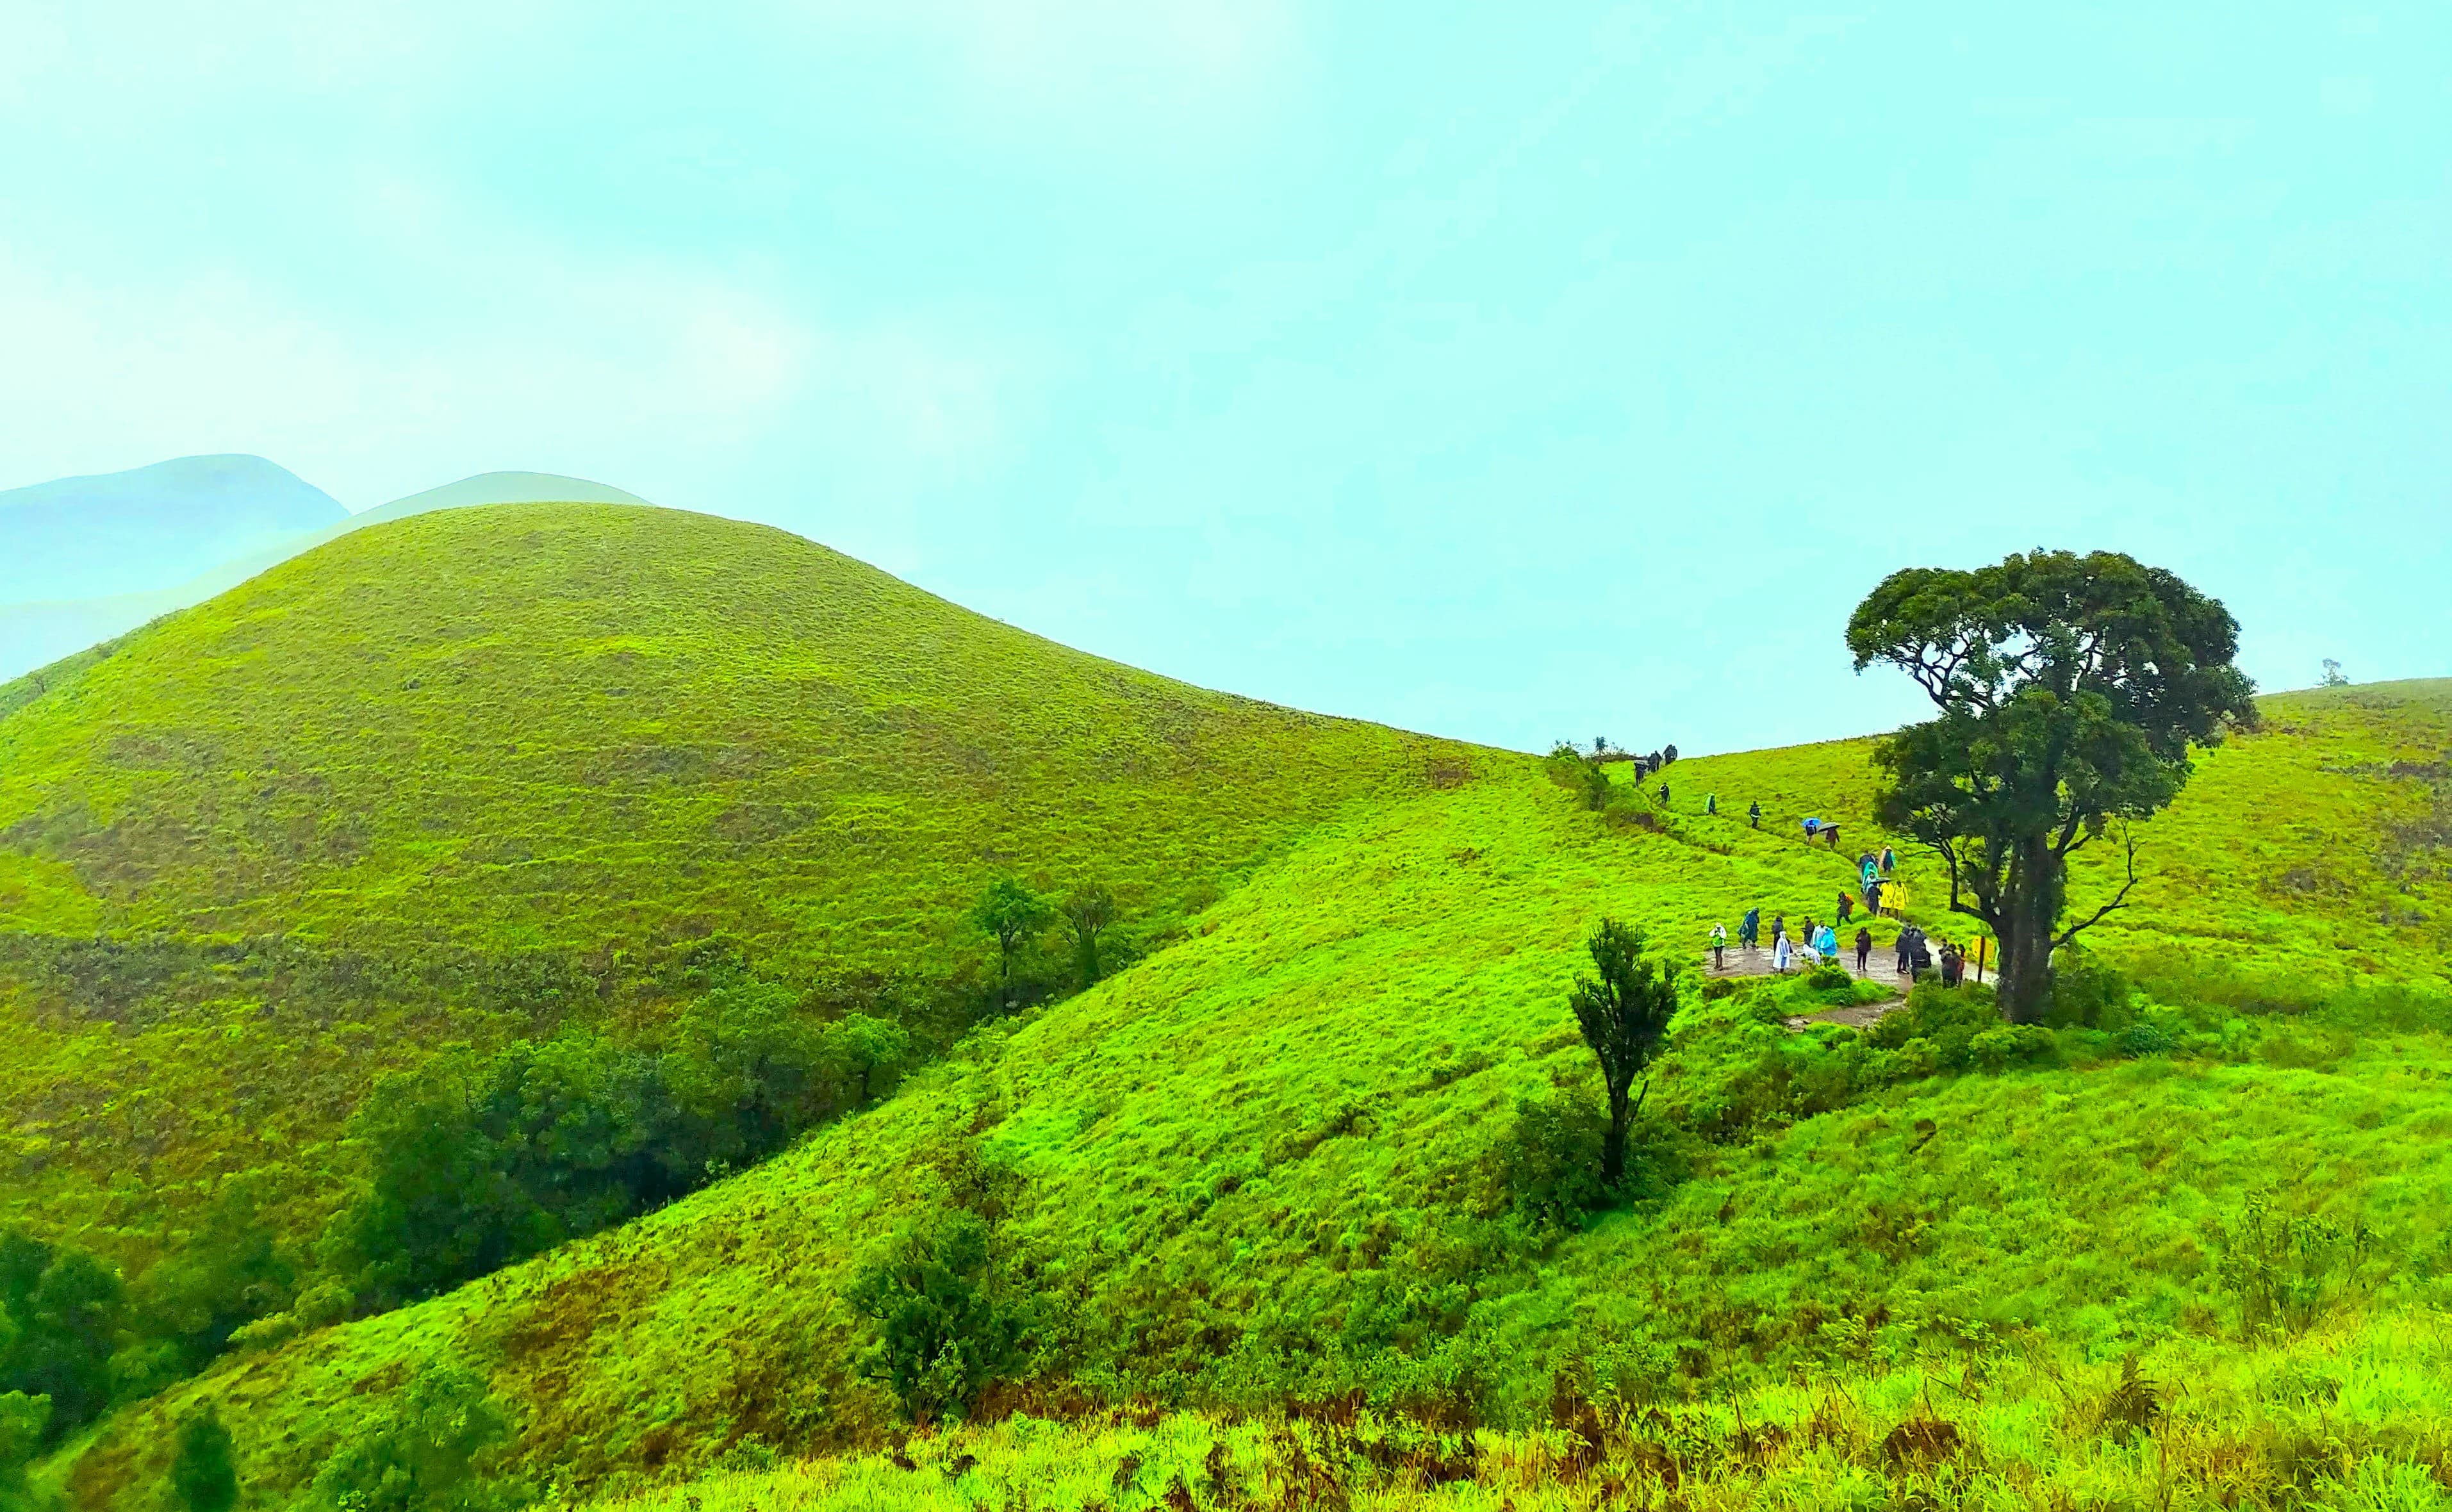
[0,502,1475,1254]
[56,678,2452,1509]
[0,469,648,683]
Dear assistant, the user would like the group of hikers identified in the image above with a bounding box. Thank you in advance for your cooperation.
[1707,909,1980,985]
[1697,840,1984,987]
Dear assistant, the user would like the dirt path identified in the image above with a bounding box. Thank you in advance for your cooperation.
[1699,942,1915,1030]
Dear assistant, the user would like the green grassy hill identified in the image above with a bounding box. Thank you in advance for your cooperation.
[58,678,2452,1509]
[0,502,1476,1255]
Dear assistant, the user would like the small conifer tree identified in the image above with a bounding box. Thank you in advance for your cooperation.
[1567,919,1678,1186]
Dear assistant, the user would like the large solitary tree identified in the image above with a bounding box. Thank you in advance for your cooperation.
[1847,550,2256,1024]
[1567,919,1679,1186]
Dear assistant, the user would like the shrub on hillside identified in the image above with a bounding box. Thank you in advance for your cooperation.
[2218,1194,2376,1340]
[169,1406,238,1512]
[1545,744,1613,811]
[1483,1094,1611,1235]
[2045,948,2137,1031]
[2114,1023,2179,1058]
[846,1212,1033,1423]
[1566,920,1679,1189]
[0,1231,122,1444]
[126,1175,298,1381]
[1971,1024,2055,1072]
[311,1366,527,1512]
[1866,982,2001,1071]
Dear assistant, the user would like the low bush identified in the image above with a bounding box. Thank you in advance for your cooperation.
[310,1366,528,1512]
[845,1212,1035,1424]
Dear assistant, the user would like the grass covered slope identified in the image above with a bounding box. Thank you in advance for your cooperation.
[68,680,2452,1505]
[0,502,1476,1253]
[0,501,1467,965]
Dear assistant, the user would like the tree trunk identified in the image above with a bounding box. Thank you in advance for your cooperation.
[1996,835,2065,1024]
[1602,1086,1629,1188]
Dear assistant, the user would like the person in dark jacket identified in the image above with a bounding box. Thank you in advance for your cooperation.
[1748,801,1762,828]
[1837,891,1854,923]
[1740,907,1761,948]
[1855,927,1873,973]
[1894,926,1916,976]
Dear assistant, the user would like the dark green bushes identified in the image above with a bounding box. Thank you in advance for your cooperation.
[1484,1096,1611,1234]
[325,985,910,1309]
[846,1212,1034,1423]
[1663,980,2057,1142]
[309,1366,526,1512]
[169,1407,237,1512]
[116,1178,299,1400]
[0,1230,121,1443]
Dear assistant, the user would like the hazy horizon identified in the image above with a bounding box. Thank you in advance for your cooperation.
[6,2,2444,753]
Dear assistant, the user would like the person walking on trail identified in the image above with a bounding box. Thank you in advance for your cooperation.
[1740,907,1761,948]
[1894,926,1914,976]
[1837,891,1854,923]
[1773,928,1793,974]
[1658,782,1670,806]
[1880,845,1896,875]
[1865,877,1883,916]
[1771,914,1787,950]
[1709,923,1727,971]
[1748,801,1762,828]
[1814,922,1837,960]
[1939,941,1963,988]
[1855,926,1873,974]
[1706,793,1717,816]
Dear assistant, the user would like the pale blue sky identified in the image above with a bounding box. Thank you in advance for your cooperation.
[3,2,2444,753]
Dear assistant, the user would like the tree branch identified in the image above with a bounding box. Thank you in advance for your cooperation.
[2054,825,2142,948]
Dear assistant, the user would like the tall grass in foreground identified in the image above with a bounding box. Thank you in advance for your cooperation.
[576,1316,2452,1511]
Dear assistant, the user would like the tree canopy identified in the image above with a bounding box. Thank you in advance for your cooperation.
[1847,549,2257,1021]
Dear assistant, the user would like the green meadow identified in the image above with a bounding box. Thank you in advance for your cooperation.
[3,505,2449,1511]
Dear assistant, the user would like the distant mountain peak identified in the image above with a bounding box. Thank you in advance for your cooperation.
[0,454,346,603]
